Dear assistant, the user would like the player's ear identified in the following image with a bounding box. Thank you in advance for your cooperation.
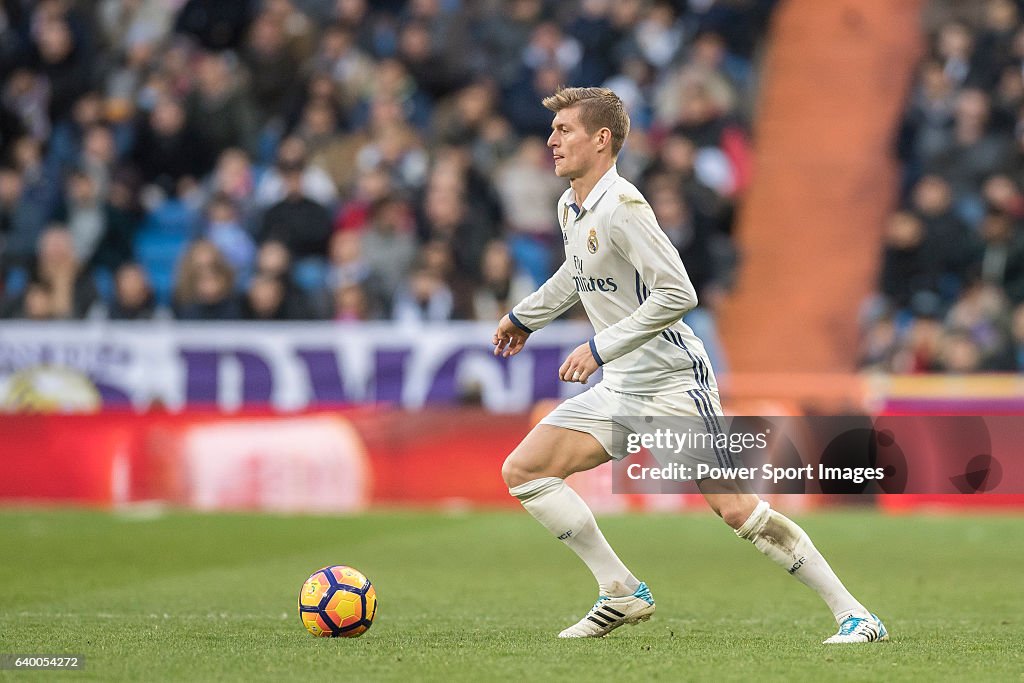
[595,127,612,152]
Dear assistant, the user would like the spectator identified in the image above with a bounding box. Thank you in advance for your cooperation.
[132,97,211,198]
[936,327,985,372]
[333,167,392,231]
[978,0,1024,75]
[631,1,683,70]
[418,180,492,282]
[880,210,938,312]
[395,20,465,101]
[202,148,261,231]
[108,262,159,320]
[645,132,733,236]
[333,282,370,321]
[926,88,1009,222]
[77,124,119,199]
[359,196,417,299]
[1,227,97,319]
[393,265,453,323]
[251,239,319,316]
[60,169,106,264]
[202,194,256,287]
[174,0,256,51]
[909,174,980,300]
[2,68,50,143]
[650,184,732,305]
[241,13,300,127]
[975,209,1024,304]
[477,0,545,86]
[472,240,535,321]
[0,140,61,270]
[258,163,333,259]
[432,81,498,147]
[254,136,338,209]
[254,240,292,281]
[522,21,582,77]
[45,92,105,181]
[33,17,94,124]
[293,98,352,194]
[897,315,946,373]
[172,238,242,319]
[88,169,143,275]
[859,312,900,371]
[242,271,311,320]
[945,281,1014,369]
[505,64,566,138]
[981,173,1024,218]
[935,20,981,87]
[186,52,259,158]
[350,97,430,195]
[325,230,388,317]
[361,58,432,131]
[0,166,43,270]
[898,59,958,180]
[494,137,565,284]
[416,238,475,319]
[566,0,619,86]
[308,24,375,111]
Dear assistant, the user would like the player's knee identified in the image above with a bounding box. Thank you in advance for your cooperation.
[501,453,532,489]
[719,502,756,530]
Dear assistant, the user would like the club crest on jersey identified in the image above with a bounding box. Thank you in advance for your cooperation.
[587,228,599,254]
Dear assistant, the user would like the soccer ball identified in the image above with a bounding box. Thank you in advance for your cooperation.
[298,565,377,637]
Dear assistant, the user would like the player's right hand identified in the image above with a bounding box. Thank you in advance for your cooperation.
[492,314,530,358]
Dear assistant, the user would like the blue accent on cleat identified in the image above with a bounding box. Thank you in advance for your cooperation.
[632,582,654,605]
[593,582,654,611]
[836,613,887,639]
[872,613,888,640]
[837,615,865,636]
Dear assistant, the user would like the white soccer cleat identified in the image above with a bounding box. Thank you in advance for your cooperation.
[823,613,889,644]
[558,582,656,638]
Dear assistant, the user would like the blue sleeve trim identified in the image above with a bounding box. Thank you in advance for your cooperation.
[508,311,533,334]
[589,338,605,366]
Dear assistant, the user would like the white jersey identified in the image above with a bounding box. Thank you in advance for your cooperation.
[510,165,717,396]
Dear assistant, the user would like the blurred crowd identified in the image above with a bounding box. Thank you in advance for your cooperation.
[0,0,770,355]
[864,0,1024,373]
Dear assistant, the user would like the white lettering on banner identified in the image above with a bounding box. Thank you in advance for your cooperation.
[182,416,370,513]
[0,322,594,413]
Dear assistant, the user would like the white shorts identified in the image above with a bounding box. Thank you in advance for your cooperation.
[540,382,731,466]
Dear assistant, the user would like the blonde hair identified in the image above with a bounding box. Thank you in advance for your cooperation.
[542,86,630,156]
[174,239,235,306]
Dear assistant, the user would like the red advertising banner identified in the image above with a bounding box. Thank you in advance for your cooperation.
[0,410,530,510]
[2,410,1022,511]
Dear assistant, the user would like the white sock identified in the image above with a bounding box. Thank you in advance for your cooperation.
[510,477,640,597]
[736,501,868,624]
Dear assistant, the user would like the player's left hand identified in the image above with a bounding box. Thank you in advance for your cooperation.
[559,343,600,384]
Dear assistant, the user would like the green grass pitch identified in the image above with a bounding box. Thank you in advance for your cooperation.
[1,507,1022,681]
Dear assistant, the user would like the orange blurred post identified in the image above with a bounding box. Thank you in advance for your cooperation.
[720,0,926,372]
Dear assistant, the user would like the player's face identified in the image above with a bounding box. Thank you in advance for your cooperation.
[548,106,597,179]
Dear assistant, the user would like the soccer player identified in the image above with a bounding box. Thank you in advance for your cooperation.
[491,87,887,644]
